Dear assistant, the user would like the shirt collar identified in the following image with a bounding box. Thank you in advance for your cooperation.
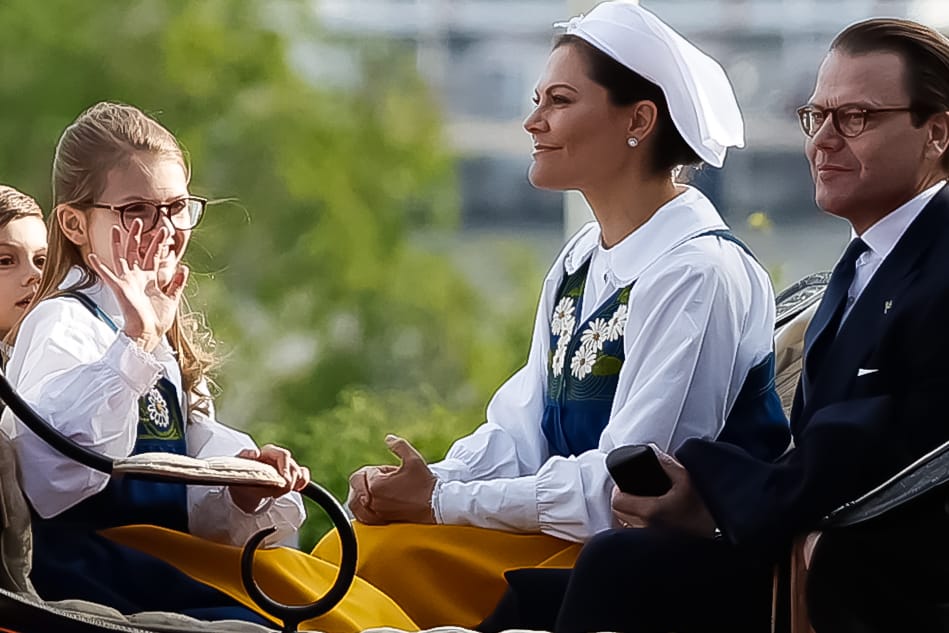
[60,267,179,362]
[854,181,946,260]
[60,266,125,326]
[564,186,728,284]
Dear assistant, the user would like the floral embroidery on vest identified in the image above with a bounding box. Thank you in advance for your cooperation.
[550,282,631,382]
[137,384,183,441]
[551,296,577,377]
[146,387,171,429]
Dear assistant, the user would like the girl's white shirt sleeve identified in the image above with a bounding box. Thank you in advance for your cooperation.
[1,296,304,548]
[429,223,776,543]
[185,395,305,548]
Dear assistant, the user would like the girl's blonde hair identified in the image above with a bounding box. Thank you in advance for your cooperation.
[21,102,215,411]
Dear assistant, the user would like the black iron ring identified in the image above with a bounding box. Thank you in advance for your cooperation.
[240,482,357,632]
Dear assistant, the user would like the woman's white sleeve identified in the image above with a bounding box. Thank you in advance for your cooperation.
[428,229,603,486]
[185,397,306,548]
[4,301,163,519]
[433,260,757,542]
[428,270,558,484]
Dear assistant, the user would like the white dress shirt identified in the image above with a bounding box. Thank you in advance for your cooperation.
[429,187,776,542]
[843,181,946,322]
[0,268,305,547]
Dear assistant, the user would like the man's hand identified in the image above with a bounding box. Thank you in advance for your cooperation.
[347,434,437,525]
[611,447,717,537]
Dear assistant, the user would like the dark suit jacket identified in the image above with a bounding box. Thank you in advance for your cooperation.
[677,187,949,556]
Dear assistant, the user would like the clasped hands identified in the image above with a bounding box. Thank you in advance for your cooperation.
[611,447,718,538]
[230,444,311,513]
[348,434,437,525]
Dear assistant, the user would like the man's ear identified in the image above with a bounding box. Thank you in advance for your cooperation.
[925,111,949,163]
[57,205,89,247]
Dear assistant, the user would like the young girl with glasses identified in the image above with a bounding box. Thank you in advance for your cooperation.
[0,102,389,628]
[2,101,416,630]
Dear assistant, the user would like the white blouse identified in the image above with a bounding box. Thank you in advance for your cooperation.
[0,268,305,548]
[429,187,776,542]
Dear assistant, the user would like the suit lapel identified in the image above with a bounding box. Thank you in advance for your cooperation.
[798,188,949,424]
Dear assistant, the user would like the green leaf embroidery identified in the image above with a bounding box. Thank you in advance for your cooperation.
[592,355,623,376]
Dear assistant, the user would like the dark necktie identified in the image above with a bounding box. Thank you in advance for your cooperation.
[805,237,870,380]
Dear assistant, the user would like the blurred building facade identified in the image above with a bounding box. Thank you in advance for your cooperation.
[315,0,949,233]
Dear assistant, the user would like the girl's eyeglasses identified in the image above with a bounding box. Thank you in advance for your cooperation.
[89,196,207,232]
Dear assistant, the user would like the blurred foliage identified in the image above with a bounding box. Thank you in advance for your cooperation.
[0,0,540,543]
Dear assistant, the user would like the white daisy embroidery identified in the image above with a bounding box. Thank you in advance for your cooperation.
[580,317,610,353]
[552,341,566,377]
[551,296,577,337]
[145,388,171,429]
[606,304,629,341]
[570,345,597,380]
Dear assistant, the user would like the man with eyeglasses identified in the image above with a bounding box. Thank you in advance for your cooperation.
[478,17,949,633]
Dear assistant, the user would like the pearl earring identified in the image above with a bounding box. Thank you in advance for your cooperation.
[627,137,639,148]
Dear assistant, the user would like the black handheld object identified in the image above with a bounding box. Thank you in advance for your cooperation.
[606,444,672,496]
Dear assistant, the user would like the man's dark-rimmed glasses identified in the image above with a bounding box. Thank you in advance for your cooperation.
[796,104,915,138]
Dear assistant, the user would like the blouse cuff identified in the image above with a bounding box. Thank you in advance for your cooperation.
[103,333,163,395]
[225,487,276,515]
[429,458,472,482]
[435,477,540,532]
[431,479,445,524]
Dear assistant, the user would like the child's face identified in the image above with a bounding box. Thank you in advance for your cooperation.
[84,155,191,289]
[0,215,47,337]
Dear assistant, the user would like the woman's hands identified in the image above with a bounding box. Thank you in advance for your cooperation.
[348,434,437,525]
[229,444,311,514]
[611,448,717,537]
[86,220,188,352]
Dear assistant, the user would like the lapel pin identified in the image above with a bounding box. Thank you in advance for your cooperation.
[884,300,893,314]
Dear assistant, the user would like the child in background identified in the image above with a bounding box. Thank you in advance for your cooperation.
[0,185,46,341]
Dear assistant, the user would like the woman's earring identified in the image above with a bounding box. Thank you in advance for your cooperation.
[627,137,639,148]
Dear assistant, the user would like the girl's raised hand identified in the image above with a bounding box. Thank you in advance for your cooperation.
[86,219,188,352]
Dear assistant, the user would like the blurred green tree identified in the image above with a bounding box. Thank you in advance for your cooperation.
[0,0,540,544]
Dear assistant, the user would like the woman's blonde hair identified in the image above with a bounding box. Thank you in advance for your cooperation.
[19,102,215,411]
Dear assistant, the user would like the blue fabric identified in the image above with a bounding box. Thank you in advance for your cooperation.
[542,260,629,457]
[29,291,266,623]
[717,352,789,460]
[541,230,789,462]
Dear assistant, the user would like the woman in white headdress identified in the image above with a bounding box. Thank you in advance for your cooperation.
[314,1,789,628]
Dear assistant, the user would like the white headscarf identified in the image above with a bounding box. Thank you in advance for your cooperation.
[557,1,744,167]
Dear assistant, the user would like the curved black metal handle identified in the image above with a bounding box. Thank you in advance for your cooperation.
[240,481,358,632]
[0,370,113,474]
[0,368,359,632]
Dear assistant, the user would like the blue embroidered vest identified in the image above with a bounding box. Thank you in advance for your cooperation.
[27,292,267,622]
[541,230,789,461]
[31,291,189,532]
